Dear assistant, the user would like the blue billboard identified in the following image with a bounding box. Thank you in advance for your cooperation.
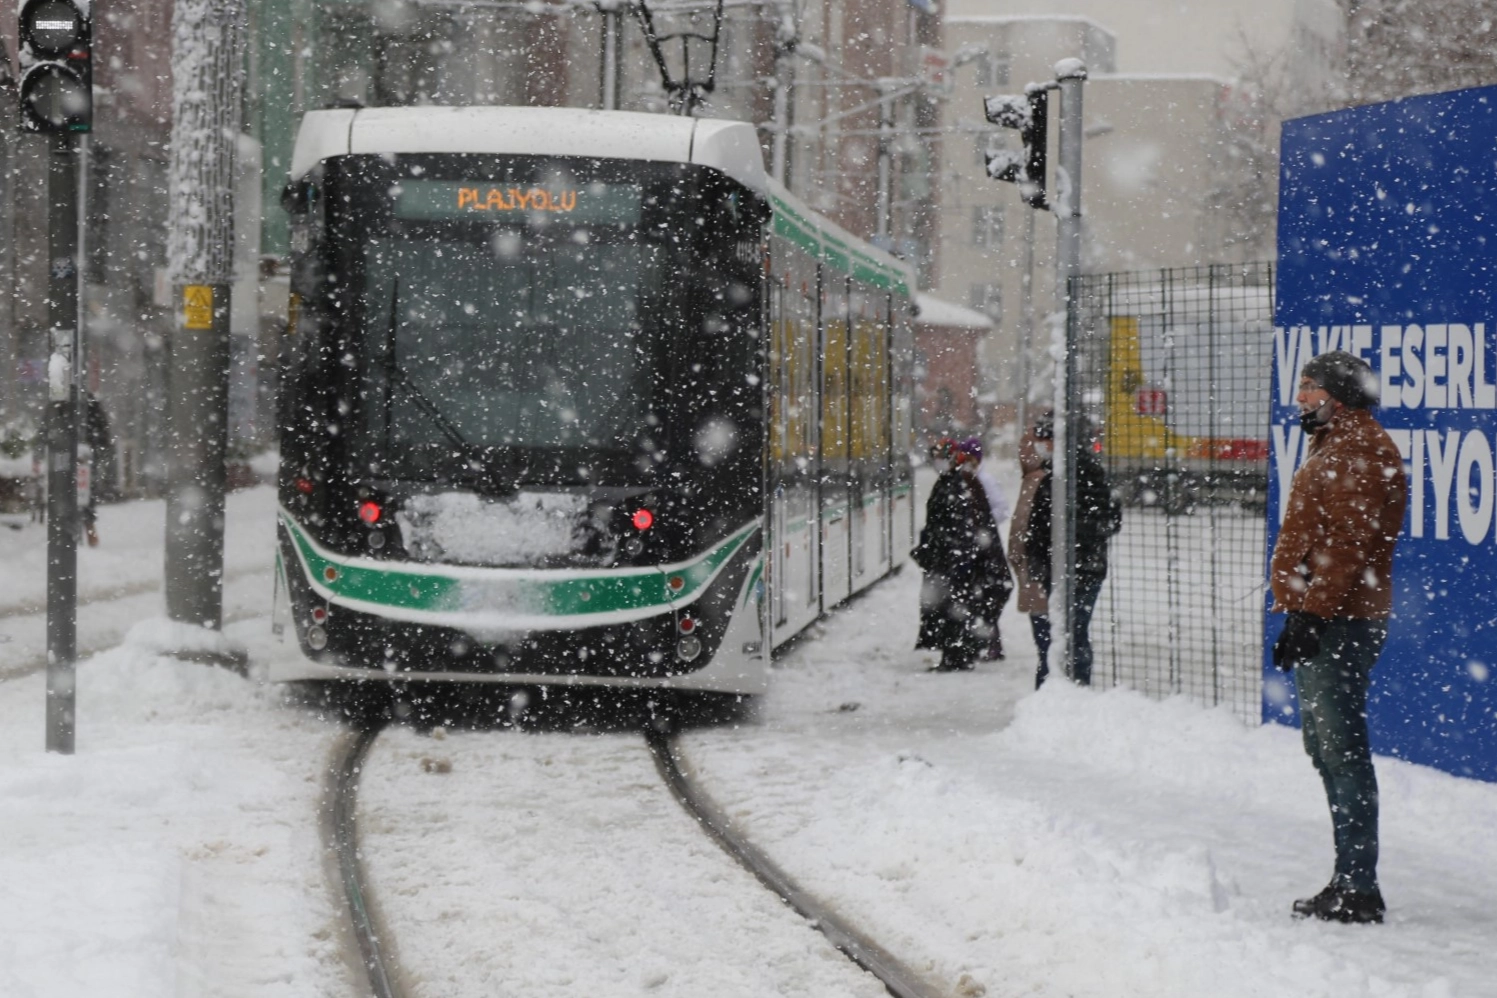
[1270,86,1497,781]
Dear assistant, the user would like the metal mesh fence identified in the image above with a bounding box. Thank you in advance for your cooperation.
[1073,263,1274,724]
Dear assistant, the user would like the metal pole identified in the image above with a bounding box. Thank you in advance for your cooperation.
[1051,58,1086,683]
[164,0,245,632]
[45,131,82,754]
[770,65,791,183]
[1016,200,1035,440]
[875,80,895,246]
[599,0,622,110]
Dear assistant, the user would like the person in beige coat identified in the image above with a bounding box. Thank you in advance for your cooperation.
[1008,415,1054,684]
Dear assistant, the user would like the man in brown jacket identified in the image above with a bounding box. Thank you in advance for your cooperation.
[1270,350,1407,925]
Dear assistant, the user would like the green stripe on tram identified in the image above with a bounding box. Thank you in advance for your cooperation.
[284,518,463,613]
[282,514,757,618]
[768,194,911,296]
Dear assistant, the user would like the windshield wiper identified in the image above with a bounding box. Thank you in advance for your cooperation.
[382,277,472,457]
[387,363,472,457]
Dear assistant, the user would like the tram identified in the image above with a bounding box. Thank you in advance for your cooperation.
[270,105,916,699]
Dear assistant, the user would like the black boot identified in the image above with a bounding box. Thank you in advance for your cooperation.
[1293,884,1385,924]
[1291,883,1337,919]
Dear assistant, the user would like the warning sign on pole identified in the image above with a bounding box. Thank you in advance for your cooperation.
[183,285,213,330]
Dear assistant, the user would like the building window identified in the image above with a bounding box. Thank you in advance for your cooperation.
[973,51,1010,88]
[976,129,1013,169]
[971,205,1004,248]
[970,284,1003,323]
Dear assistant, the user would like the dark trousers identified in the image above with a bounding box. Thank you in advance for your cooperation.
[1296,618,1386,893]
[1034,571,1104,688]
[1031,614,1051,688]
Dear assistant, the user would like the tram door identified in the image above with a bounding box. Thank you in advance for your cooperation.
[876,293,894,570]
[849,292,871,588]
[819,277,852,607]
[768,237,822,643]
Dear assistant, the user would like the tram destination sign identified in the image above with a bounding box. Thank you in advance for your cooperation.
[394,180,642,224]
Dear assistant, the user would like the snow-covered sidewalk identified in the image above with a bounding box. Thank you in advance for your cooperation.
[684,568,1497,997]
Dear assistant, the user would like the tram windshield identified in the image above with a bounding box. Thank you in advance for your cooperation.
[336,155,684,487]
[366,235,660,454]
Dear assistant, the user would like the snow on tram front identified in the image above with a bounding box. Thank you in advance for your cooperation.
[270,105,916,701]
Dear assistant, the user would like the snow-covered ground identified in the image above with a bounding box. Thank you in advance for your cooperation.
[2,472,1495,997]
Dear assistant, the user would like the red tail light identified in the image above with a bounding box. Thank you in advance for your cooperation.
[631,508,654,530]
[358,500,382,525]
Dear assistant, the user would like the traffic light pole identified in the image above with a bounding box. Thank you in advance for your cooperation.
[45,130,82,754]
[1051,59,1086,684]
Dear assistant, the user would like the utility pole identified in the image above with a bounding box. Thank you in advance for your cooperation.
[164,0,246,632]
[874,78,897,248]
[768,0,795,184]
[1050,58,1086,682]
[598,0,623,110]
[1016,199,1036,438]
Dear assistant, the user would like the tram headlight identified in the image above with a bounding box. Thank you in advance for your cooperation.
[306,624,329,651]
[676,634,703,662]
[621,536,644,557]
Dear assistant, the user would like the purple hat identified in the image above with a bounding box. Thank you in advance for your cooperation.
[957,437,983,461]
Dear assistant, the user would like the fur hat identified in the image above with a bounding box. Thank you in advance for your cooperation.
[957,437,984,461]
[1301,350,1379,409]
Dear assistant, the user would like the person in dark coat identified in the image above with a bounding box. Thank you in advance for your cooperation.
[913,438,1013,671]
[1023,417,1121,687]
[963,436,1012,660]
[80,393,114,547]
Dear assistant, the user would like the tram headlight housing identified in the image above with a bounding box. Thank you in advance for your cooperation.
[676,634,703,662]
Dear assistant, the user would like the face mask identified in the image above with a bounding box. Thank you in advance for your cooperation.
[1299,398,1334,431]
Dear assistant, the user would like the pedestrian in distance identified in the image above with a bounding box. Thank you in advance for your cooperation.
[913,437,1012,672]
[960,436,1013,660]
[1270,350,1407,925]
[1020,413,1121,688]
[81,393,113,547]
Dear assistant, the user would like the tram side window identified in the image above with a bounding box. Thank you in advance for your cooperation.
[767,240,816,486]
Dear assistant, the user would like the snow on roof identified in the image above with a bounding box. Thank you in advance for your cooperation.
[915,294,994,330]
[290,106,768,195]
[946,14,1116,35]
[1091,72,1231,87]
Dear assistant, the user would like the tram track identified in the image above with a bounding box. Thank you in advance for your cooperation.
[647,729,943,998]
[326,722,404,998]
[0,566,273,681]
[328,717,942,998]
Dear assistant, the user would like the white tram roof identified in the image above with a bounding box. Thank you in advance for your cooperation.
[289,105,767,196]
[289,104,914,299]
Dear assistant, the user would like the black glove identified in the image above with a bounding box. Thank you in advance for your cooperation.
[1272,612,1326,671]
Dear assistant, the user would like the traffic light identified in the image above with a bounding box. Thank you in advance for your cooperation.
[17,0,92,133]
[984,87,1047,210]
